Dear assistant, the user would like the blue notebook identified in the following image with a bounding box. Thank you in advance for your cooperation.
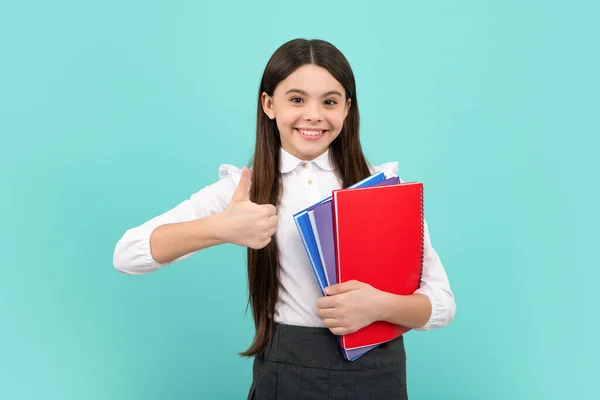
[293,172,388,361]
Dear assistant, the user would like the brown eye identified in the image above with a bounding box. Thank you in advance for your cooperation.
[291,97,303,103]
[324,99,337,106]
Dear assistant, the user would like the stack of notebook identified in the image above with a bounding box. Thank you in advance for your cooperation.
[293,172,424,361]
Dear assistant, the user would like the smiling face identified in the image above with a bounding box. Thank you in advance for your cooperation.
[261,64,351,161]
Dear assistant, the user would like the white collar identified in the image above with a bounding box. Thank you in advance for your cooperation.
[279,147,335,173]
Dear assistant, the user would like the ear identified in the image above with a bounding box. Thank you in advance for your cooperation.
[261,92,276,120]
[344,97,351,119]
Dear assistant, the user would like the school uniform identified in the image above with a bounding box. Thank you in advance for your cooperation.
[113,147,456,399]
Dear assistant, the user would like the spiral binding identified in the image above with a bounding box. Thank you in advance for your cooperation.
[418,184,424,288]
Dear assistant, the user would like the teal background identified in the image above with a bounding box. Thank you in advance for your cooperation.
[1,0,598,398]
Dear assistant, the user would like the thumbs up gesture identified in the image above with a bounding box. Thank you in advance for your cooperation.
[221,167,279,249]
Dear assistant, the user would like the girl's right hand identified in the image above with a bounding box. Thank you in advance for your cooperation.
[219,167,278,249]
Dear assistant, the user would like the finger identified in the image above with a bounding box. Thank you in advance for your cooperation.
[253,236,271,249]
[324,281,359,295]
[262,236,272,247]
[316,296,336,309]
[262,204,277,216]
[329,327,350,336]
[231,167,251,203]
[322,318,340,328]
[317,307,337,319]
[268,214,279,227]
[324,283,348,296]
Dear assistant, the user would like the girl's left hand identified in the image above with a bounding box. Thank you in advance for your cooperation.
[316,280,382,336]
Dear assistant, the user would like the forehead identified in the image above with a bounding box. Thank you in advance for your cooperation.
[276,64,345,96]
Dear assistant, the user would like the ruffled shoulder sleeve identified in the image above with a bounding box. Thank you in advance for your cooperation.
[218,163,244,185]
[216,163,253,196]
[369,161,403,182]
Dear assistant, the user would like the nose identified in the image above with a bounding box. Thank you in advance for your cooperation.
[304,101,323,122]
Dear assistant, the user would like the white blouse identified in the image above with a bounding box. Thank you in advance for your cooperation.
[113,147,456,331]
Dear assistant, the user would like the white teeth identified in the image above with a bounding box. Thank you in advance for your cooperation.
[298,129,324,136]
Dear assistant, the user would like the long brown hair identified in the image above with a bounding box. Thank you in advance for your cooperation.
[240,38,372,357]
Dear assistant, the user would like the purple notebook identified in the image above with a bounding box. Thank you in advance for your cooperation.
[310,204,337,288]
[308,176,400,360]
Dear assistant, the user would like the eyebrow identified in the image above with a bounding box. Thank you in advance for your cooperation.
[285,88,343,97]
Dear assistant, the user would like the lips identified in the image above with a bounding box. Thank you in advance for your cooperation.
[295,128,327,140]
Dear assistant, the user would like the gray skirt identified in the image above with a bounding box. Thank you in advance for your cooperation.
[247,323,408,400]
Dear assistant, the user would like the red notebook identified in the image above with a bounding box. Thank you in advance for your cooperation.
[332,182,424,350]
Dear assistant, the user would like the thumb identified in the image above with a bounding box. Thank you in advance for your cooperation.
[325,281,360,295]
[324,283,343,296]
[231,166,251,203]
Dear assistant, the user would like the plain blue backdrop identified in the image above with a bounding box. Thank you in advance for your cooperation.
[1,1,598,398]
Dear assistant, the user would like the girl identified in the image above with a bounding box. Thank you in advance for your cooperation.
[113,38,455,399]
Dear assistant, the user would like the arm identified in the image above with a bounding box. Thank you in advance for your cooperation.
[374,292,432,329]
[113,176,233,275]
[113,166,277,274]
[148,214,229,265]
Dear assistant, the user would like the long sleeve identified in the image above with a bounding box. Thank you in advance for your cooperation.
[413,221,456,331]
[112,164,242,275]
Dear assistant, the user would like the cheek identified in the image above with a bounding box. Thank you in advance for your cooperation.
[275,106,303,130]
[327,110,347,131]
